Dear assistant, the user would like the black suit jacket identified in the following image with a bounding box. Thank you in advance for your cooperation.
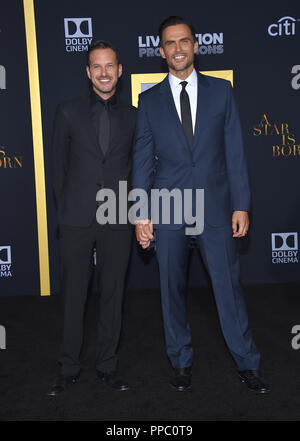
[52,94,136,228]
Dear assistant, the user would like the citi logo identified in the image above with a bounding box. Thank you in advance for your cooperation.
[0,65,6,90]
[268,16,297,37]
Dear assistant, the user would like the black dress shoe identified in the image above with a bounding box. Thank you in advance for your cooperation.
[97,371,129,391]
[47,374,79,397]
[238,370,270,394]
[170,367,192,391]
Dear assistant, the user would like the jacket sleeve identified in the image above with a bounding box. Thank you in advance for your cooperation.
[224,81,251,212]
[132,93,156,221]
[132,94,155,192]
[51,103,70,206]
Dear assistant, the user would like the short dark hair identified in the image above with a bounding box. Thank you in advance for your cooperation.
[158,16,196,46]
[86,40,120,66]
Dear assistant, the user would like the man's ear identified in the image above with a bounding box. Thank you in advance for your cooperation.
[86,65,91,80]
[159,46,166,59]
[118,63,123,78]
[193,41,199,54]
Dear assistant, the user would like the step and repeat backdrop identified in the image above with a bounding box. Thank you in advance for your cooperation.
[0,0,299,297]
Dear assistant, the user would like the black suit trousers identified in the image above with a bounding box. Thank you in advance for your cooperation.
[58,220,132,376]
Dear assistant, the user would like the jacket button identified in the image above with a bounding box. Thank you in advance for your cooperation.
[192,162,196,167]
[102,159,106,164]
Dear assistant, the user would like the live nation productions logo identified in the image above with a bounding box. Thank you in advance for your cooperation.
[252,114,300,158]
[0,246,12,278]
[64,18,93,52]
[267,16,299,37]
[138,32,224,57]
[271,233,298,264]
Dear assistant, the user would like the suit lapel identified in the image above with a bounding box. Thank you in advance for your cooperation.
[80,96,104,158]
[159,76,191,154]
[107,99,122,156]
[193,72,210,149]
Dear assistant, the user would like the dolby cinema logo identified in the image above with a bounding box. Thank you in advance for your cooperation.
[0,246,12,278]
[271,233,299,264]
[64,18,93,52]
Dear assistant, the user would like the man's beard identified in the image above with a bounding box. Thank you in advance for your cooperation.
[168,57,193,72]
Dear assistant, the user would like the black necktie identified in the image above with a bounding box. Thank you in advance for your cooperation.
[98,102,110,155]
[180,81,193,150]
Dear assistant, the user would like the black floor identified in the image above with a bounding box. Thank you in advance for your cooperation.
[0,283,300,421]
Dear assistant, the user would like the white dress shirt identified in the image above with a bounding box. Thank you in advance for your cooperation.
[168,69,198,133]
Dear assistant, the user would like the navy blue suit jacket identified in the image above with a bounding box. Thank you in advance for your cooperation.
[133,72,250,229]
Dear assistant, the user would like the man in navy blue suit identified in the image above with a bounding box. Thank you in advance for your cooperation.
[133,16,270,393]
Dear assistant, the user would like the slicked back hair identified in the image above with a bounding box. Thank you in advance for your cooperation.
[158,16,197,46]
[86,40,120,66]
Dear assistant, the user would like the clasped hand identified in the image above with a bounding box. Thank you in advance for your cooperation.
[135,220,154,249]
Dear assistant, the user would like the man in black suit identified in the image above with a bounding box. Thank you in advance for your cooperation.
[48,40,136,396]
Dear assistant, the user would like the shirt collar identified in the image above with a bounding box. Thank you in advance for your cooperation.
[90,89,117,107]
[168,69,197,90]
